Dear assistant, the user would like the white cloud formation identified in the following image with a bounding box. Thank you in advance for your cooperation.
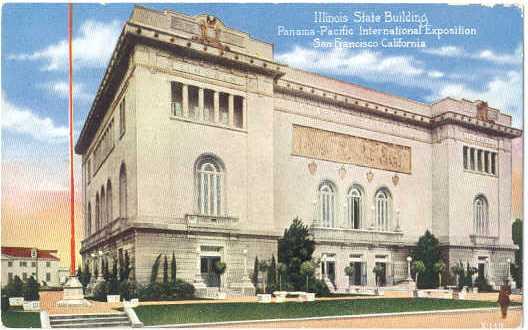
[1,92,68,143]
[427,70,522,127]
[9,19,122,71]
[39,80,92,102]
[422,46,464,57]
[277,46,424,79]
[422,44,522,65]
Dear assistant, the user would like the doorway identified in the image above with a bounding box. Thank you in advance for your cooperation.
[200,256,221,287]
[375,262,387,287]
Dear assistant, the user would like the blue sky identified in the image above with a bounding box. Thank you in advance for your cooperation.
[1,3,523,192]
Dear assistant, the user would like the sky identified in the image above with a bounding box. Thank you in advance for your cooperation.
[1,3,523,267]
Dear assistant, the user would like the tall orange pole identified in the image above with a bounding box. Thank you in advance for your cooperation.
[68,2,76,276]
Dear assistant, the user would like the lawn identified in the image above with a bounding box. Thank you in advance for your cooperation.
[1,310,41,328]
[134,298,514,326]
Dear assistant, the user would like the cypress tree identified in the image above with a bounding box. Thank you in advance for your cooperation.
[268,255,277,290]
[170,252,177,286]
[150,254,162,284]
[163,255,169,286]
[252,256,259,288]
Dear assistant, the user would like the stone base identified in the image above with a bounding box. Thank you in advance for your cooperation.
[56,276,91,307]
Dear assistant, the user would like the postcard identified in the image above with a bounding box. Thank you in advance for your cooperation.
[1,2,523,328]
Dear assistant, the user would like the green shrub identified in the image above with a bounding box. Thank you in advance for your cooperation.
[93,281,110,301]
[173,279,195,299]
[119,280,138,301]
[23,277,40,301]
[309,278,330,297]
[4,276,24,298]
[474,276,494,292]
[137,279,195,301]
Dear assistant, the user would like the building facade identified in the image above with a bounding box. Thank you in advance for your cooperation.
[1,246,61,288]
[75,7,522,294]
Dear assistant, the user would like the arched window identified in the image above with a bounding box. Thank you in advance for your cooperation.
[319,181,336,228]
[375,188,391,231]
[100,186,106,226]
[474,195,489,236]
[86,202,92,235]
[196,156,224,216]
[119,163,127,218]
[107,180,113,223]
[346,186,362,229]
[95,193,100,231]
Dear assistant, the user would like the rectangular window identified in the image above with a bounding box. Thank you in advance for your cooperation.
[477,150,483,171]
[200,257,208,273]
[46,261,51,267]
[463,146,468,169]
[119,98,126,137]
[470,148,475,170]
[46,273,51,282]
[20,261,27,267]
[87,158,91,183]
[22,273,27,280]
[491,153,497,175]
[8,273,13,282]
[171,82,183,116]
[8,261,13,267]
[204,89,214,122]
[188,86,199,120]
[219,93,229,125]
[31,262,36,267]
[484,151,489,173]
[234,96,244,128]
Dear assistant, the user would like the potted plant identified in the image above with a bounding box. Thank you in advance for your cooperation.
[412,261,426,295]
[277,262,287,292]
[258,260,269,293]
[450,262,465,289]
[372,264,385,295]
[213,260,227,299]
[300,261,315,292]
[433,261,446,288]
[344,265,355,292]
[468,266,479,293]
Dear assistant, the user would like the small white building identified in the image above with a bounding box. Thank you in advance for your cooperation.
[1,246,61,288]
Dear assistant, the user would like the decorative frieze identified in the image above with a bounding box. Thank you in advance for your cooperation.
[292,125,412,174]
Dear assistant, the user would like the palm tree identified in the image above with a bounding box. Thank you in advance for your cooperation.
[413,261,426,288]
[213,261,227,292]
[300,261,315,291]
[451,261,465,288]
[258,260,269,293]
[433,261,446,288]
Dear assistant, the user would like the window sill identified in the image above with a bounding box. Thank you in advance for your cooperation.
[169,115,247,133]
[463,169,497,178]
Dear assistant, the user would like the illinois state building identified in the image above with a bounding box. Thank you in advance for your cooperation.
[75,6,522,295]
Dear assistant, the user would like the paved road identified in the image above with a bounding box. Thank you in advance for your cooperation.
[215,308,522,328]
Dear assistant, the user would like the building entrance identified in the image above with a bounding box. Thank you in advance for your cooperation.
[200,256,221,287]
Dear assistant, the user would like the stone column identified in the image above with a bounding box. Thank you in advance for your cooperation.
[198,87,204,121]
[213,91,220,123]
[242,97,247,129]
[312,199,320,227]
[228,94,234,127]
[194,247,206,289]
[182,84,189,118]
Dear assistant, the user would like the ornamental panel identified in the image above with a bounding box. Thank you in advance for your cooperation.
[292,125,412,174]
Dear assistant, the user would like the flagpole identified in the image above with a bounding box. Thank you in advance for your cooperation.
[68,2,76,276]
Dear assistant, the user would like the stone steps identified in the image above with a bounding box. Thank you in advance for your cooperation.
[49,312,131,328]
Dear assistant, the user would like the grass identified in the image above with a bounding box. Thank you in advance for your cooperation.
[1,310,41,328]
[134,298,517,326]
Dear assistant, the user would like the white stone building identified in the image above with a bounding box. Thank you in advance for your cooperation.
[1,246,61,288]
[75,7,521,294]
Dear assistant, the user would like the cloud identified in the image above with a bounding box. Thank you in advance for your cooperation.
[39,80,92,102]
[422,44,522,65]
[1,92,68,143]
[276,46,441,90]
[9,19,122,71]
[423,46,464,57]
[427,70,522,127]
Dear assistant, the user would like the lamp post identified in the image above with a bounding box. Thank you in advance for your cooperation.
[406,256,413,281]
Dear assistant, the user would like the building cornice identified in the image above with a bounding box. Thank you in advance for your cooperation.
[275,79,522,139]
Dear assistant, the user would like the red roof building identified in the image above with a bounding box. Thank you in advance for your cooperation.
[1,246,60,261]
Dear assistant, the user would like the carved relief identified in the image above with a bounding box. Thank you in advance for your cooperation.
[292,125,412,174]
[392,174,399,186]
[308,161,317,175]
[366,170,374,183]
[338,166,347,180]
